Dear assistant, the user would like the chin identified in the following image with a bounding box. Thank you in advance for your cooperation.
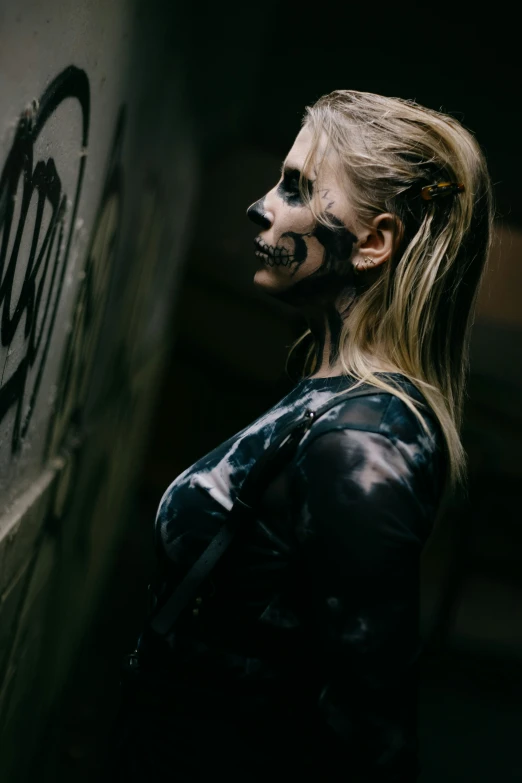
[253,265,286,291]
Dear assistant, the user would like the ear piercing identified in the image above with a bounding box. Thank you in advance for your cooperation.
[354,255,375,273]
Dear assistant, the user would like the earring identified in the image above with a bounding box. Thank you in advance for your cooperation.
[353,256,373,275]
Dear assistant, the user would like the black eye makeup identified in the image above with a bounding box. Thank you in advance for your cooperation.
[277,167,314,207]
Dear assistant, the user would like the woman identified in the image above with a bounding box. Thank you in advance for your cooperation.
[106,90,492,781]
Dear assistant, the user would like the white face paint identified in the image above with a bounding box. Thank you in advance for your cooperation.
[246,125,361,298]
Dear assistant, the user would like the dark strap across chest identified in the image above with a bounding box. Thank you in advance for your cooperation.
[149,384,389,637]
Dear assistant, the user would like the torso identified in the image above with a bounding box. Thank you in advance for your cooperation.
[145,372,446,779]
[155,372,444,584]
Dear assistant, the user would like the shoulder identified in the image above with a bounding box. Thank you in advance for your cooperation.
[299,376,442,461]
[293,376,445,503]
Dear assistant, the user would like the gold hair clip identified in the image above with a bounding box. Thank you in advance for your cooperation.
[421,181,465,201]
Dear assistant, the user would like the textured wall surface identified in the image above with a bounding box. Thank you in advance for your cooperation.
[0,1,197,777]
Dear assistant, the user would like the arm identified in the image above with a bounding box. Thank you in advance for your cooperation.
[292,426,436,782]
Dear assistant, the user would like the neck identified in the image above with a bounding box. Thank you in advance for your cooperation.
[305,305,344,377]
[303,289,357,377]
[266,267,361,377]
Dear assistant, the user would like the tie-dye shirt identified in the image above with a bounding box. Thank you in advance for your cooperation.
[154,373,445,781]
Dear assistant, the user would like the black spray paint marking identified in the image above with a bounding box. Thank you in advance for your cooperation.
[44,106,126,462]
[0,66,90,454]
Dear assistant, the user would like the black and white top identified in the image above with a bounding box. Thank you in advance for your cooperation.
[154,373,445,782]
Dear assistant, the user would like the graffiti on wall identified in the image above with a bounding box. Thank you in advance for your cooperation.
[40,106,126,554]
[0,66,90,454]
[0,77,126,742]
[0,50,183,777]
[45,107,126,464]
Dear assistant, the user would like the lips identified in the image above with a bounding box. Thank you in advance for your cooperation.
[254,237,273,257]
[253,237,295,266]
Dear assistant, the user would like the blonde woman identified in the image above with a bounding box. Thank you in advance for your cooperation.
[106,90,492,781]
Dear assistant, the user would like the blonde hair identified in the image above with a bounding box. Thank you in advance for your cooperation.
[286,89,494,490]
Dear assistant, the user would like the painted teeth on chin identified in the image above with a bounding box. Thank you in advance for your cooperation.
[255,241,295,267]
[265,256,295,267]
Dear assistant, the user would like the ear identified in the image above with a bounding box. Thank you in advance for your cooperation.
[353,213,399,270]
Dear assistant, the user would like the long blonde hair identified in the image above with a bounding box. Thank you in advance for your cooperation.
[287,90,494,489]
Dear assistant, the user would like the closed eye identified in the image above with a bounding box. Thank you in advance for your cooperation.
[280,167,314,201]
[283,168,300,192]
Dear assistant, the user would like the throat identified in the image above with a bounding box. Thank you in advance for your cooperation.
[307,304,346,378]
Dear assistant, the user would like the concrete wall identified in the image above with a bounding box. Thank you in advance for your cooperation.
[0,1,197,778]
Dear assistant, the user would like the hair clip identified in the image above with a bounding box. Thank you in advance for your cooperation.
[421,181,465,201]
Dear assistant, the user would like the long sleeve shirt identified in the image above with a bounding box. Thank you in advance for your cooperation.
[153,372,445,781]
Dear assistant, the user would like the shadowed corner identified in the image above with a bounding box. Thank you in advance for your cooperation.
[0,2,522,783]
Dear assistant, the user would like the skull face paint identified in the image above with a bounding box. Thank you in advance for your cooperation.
[246,125,362,374]
[276,166,314,207]
[247,125,360,295]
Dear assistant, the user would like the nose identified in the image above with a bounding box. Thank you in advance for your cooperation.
[246,197,271,230]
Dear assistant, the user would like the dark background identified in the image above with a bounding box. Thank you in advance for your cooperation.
[32,2,522,780]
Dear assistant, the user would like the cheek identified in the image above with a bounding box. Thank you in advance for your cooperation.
[313,221,357,264]
[291,235,325,272]
[274,203,314,236]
